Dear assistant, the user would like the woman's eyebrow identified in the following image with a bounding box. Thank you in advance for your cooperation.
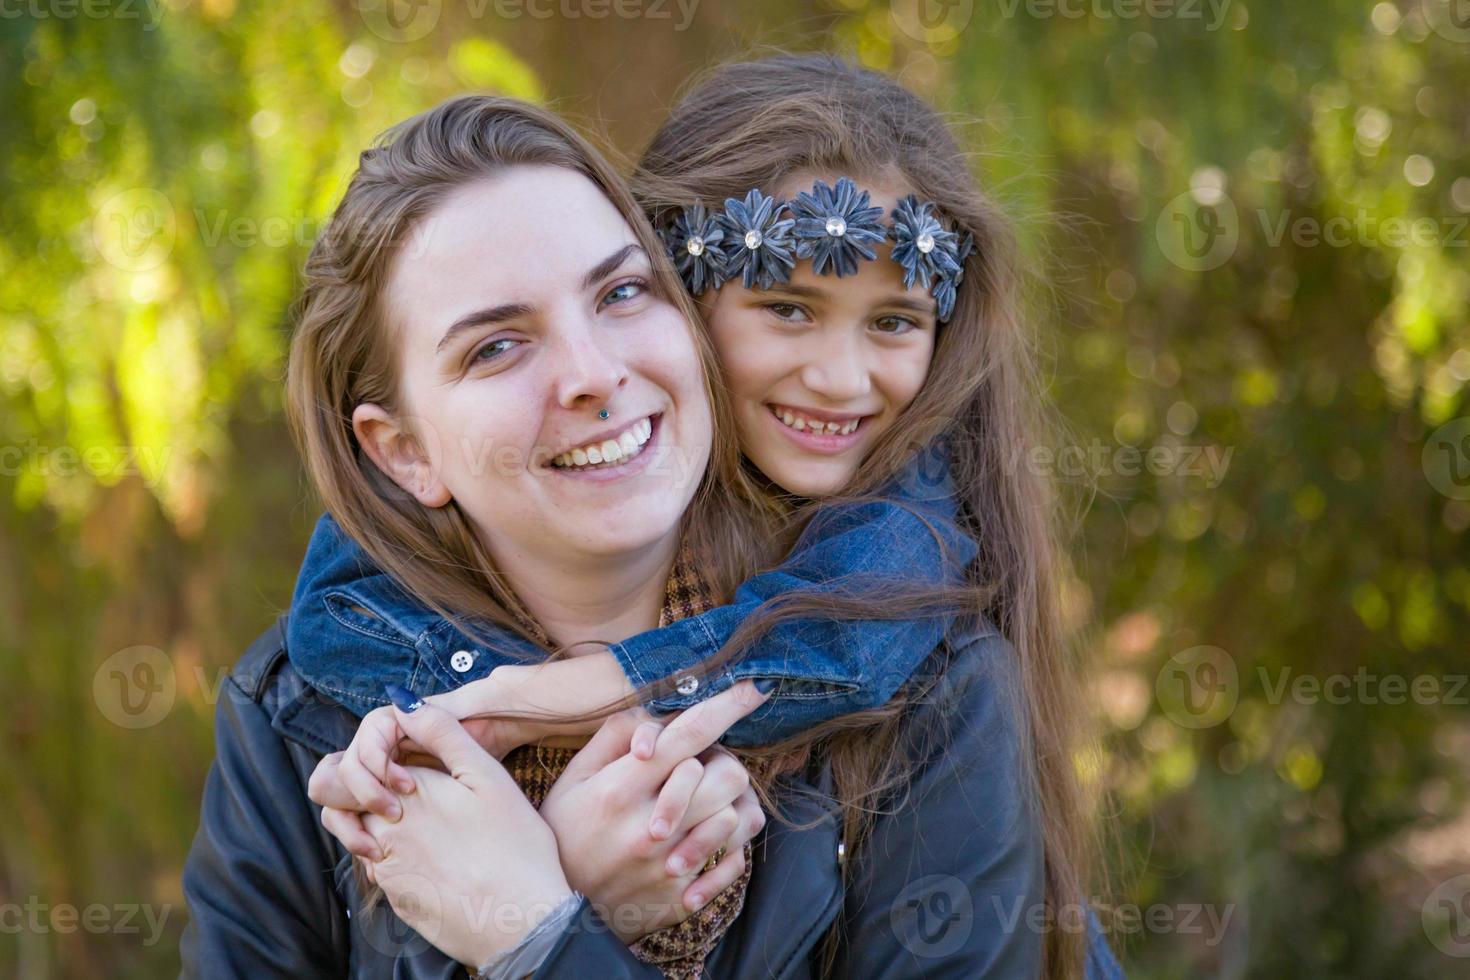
[436,302,534,354]
[581,243,646,290]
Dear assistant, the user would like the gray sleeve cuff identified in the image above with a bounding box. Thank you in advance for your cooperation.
[469,891,585,980]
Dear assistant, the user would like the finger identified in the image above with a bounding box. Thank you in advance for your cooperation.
[682,843,746,913]
[558,710,642,783]
[630,718,665,761]
[338,734,403,821]
[666,805,738,878]
[307,755,377,812]
[648,757,704,841]
[321,806,382,862]
[649,681,770,775]
[675,750,751,828]
[306,752,344,808]
[355,706,417,795]
[386,692,509,789]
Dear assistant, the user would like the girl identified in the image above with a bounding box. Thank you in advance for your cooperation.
[306,56,1115,978]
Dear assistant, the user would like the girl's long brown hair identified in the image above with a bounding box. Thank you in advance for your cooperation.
[632,54,1097,977]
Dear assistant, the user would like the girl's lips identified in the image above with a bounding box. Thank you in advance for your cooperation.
[763,404,867,455]
[547,413,664,483]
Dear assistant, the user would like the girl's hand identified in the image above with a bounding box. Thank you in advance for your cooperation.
[356,698,575,971]
[538,681,770,943]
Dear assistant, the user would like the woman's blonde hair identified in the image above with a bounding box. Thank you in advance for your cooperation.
[632,54,1097,977]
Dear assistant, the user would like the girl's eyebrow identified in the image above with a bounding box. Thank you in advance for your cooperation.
[435,243,647,354]
[765,282,934,315]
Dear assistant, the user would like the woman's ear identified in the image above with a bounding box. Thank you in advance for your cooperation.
[352,403,452,508]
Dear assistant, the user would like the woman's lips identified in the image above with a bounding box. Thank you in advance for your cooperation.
[546,413,663,483]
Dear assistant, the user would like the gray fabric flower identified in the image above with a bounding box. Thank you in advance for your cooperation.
[789,177,888,278]
[932,231,975,322]
[661,204,727,295]
[889,194,961,293]
[716,188,796,290]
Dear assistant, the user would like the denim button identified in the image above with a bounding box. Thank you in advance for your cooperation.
[675,675,699,696]
[450,650,475,673]
[836,841,846,868]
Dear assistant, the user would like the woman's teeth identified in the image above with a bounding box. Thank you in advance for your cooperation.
[552,416,654,469]
[771,406,861,436]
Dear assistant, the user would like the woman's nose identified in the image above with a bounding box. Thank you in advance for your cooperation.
[552,317,629,409]
[799,332,872,403]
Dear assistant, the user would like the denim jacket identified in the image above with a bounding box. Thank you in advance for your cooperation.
[286,442,977,747]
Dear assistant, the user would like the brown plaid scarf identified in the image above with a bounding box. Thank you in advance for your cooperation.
[500,547,750,979]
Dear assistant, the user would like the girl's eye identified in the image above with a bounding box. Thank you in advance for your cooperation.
[472,338,520,363]
[765,302,811,323]
[874,315,918,335]
[601,279,647,308]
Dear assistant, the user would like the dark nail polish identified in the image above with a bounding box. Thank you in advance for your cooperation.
[754,677,777,694]
[385,683,425,713]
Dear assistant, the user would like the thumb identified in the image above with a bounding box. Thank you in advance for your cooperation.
[384,685,501,786]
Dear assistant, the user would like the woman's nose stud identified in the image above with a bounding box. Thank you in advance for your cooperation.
[598,409,610,420]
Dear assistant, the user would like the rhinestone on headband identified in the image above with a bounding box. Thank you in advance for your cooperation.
[659,202,727,295]
[716,188,796,291]
[657,178,974,323]
[789,177,887,278]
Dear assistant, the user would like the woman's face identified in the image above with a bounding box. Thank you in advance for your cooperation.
[703,173,936,498]
[359,165,711,567]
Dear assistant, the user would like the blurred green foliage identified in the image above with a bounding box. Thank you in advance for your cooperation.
[1,0,1466,976]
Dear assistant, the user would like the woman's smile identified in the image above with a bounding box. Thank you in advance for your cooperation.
[546,412,663,481]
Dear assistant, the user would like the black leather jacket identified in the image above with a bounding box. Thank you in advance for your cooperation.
[179,616,1044,978]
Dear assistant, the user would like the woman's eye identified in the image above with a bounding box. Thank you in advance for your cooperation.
[874,315,918,335]
[601,279,646,307]
[472,338,520,362]
[765,302,811,323]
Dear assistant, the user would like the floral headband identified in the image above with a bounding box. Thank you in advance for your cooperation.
[657,177,975,322]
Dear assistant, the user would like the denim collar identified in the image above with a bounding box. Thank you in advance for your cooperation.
[287,513,546,716]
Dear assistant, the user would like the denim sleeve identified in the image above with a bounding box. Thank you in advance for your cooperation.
[609,441,979,747]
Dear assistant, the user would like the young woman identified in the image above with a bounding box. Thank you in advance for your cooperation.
[298,57,1118,978]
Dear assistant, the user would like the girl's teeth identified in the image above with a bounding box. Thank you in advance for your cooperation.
[772,406,861,436]
[618,431,638,454]
[571,448,588,466]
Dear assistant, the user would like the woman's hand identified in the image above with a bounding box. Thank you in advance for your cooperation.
[539,681,770,943]
[357,698,575,972]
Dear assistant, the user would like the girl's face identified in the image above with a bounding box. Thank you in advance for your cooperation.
[703,174,936,498]
[357,165,711,568]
